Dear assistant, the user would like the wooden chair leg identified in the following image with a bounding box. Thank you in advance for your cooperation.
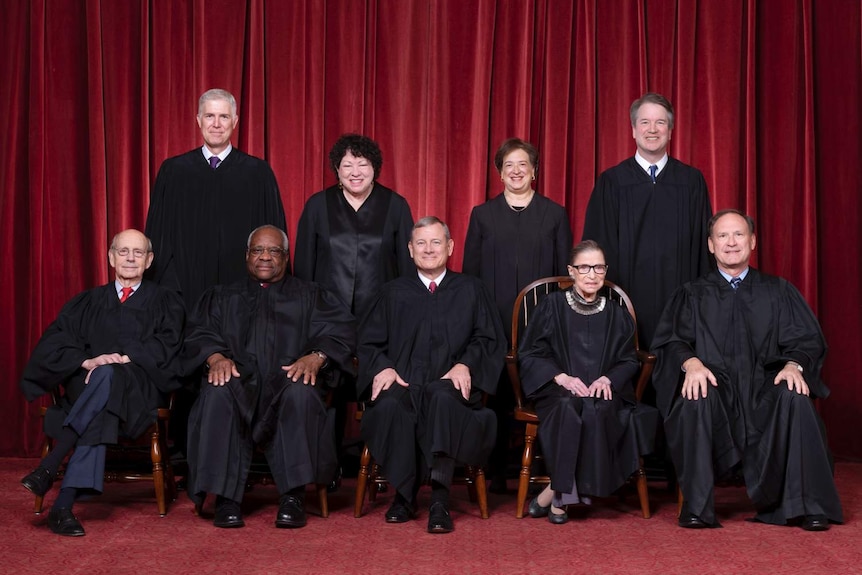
[636,458,650,519]
[317,484,329,518]
[472,466,489,519]
[150,426,167,516]
[368,463,380,502]
[516,423,537,518]
[34,436,52,515]
[354,443,373,517]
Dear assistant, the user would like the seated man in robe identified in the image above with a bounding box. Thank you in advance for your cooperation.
[358,216,506,533]
[653,209,843,531]
[184,225,355,529]
[20,229,185,537]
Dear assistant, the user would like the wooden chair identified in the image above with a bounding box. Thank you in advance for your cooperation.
[353,404,489,519]
[34,390,176,516]
[506,276,654,519]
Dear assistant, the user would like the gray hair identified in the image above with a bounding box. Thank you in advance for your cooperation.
[198,88,237,117]
[110,229,153,252]
[630,92,675,129]
[247,225,289,251]
[708,209,756,236]
[413,216,451,241]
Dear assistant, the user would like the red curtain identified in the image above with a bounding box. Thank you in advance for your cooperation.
[2,0,859,458]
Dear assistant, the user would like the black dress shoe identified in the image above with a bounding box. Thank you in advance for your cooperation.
[548,507,569,525]
[47,508,85,537]
[527,497,550,518]
[213,497,245,528]
[427,501,454,534]
[327,467,343,493]
[801,514,830,531]
[21,467,54,497]
[678,512,709,529]
[385,500,416,523]
[275,495,307,528]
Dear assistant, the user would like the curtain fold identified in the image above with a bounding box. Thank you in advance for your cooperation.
[1,0,860,458]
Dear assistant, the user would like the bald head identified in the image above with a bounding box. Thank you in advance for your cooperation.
[108,229,154,286]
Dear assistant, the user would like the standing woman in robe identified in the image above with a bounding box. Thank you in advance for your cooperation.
[463,138,573,490]
[293,134,414,479]
[518,241,657,524]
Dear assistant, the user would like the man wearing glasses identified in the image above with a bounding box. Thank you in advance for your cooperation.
[20,229,185,536]
[183,225,355,529]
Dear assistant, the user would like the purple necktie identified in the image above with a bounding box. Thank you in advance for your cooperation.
[429,281,437,294]
[209,156,221,170]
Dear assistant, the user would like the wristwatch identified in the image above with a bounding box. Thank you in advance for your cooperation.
[311,350,329,367]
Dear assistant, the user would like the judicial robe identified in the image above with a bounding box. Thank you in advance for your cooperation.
[357,272,506,498]
[20,281,185,445]
[519,292,658,500]
[293,183,414,322]
[463,192,572,341]
[582,157,712,349]
[145,147,287,311]
[652,269,842,525]
[183,275,355,503]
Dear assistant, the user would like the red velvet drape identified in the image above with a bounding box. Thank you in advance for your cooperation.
[2,0,859,458]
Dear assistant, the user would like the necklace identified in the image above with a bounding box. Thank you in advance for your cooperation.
[565,289,606,315]
[504,190,534,211]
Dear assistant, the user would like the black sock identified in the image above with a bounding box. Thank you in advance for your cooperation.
[52,487,77,510]
[40,427,80,476]
[430,480,449,506]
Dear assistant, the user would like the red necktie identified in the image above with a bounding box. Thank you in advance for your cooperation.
[429,281,437,294]
[120,287,134,303]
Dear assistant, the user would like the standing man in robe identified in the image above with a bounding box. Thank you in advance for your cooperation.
[20,229,185,536]
[652,209,842,530]
[144,88,287,457]
[582,93,712,350]
[358,217,506,533]
[183,225,355,529]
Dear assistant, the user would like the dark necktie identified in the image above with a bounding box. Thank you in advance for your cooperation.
[209,156,221,170]
[120,287,134,303]
[429,281,437,294]
[649,164,657,184]
[730,277,742,291]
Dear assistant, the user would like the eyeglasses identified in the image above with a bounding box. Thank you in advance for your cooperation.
[249,246,287,258]
[112,247,149,259]
[569,264,608,275]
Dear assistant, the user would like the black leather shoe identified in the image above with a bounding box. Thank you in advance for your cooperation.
[385,500,416,523]
[213,497,245,528]
[548,507,569,525]
[275,495,307,528]
[528,497,550,518]
[47,508,85,537]
[427,501,454,534]
[327,467,343,493]
[678,512,708,529]
[21,467,54,497]
[801,514,830,531]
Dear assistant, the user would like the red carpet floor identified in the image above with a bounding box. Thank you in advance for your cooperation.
[1,457,859,574]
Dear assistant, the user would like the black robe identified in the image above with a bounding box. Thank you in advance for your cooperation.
[652,269,842,525]
[293,183,414,322]
[463,192,572,341]
[20,281,185,445]
[357,272,506,499]
[183,275,355,502]
[145,147,287,311]
[519,292,657,499]
[582,156,712,349]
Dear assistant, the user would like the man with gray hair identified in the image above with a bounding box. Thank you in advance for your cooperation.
[20,229,185,536]
[183,225,355,529]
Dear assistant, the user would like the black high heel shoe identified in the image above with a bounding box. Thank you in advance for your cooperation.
[528,497,551,518]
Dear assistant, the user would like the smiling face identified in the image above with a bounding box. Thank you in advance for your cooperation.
[197,98,238,155]
[337,151,376,198]
[631,102,672,163]
[567,248,606,301]
[108,229,153,286]
[246,227,288,283]
[708,213,756,276]
[408,223,454,280]
[499,148,535,195]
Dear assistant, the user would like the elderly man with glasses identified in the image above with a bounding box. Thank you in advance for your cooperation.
[183,225,355,529]
[20,229,185,536]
